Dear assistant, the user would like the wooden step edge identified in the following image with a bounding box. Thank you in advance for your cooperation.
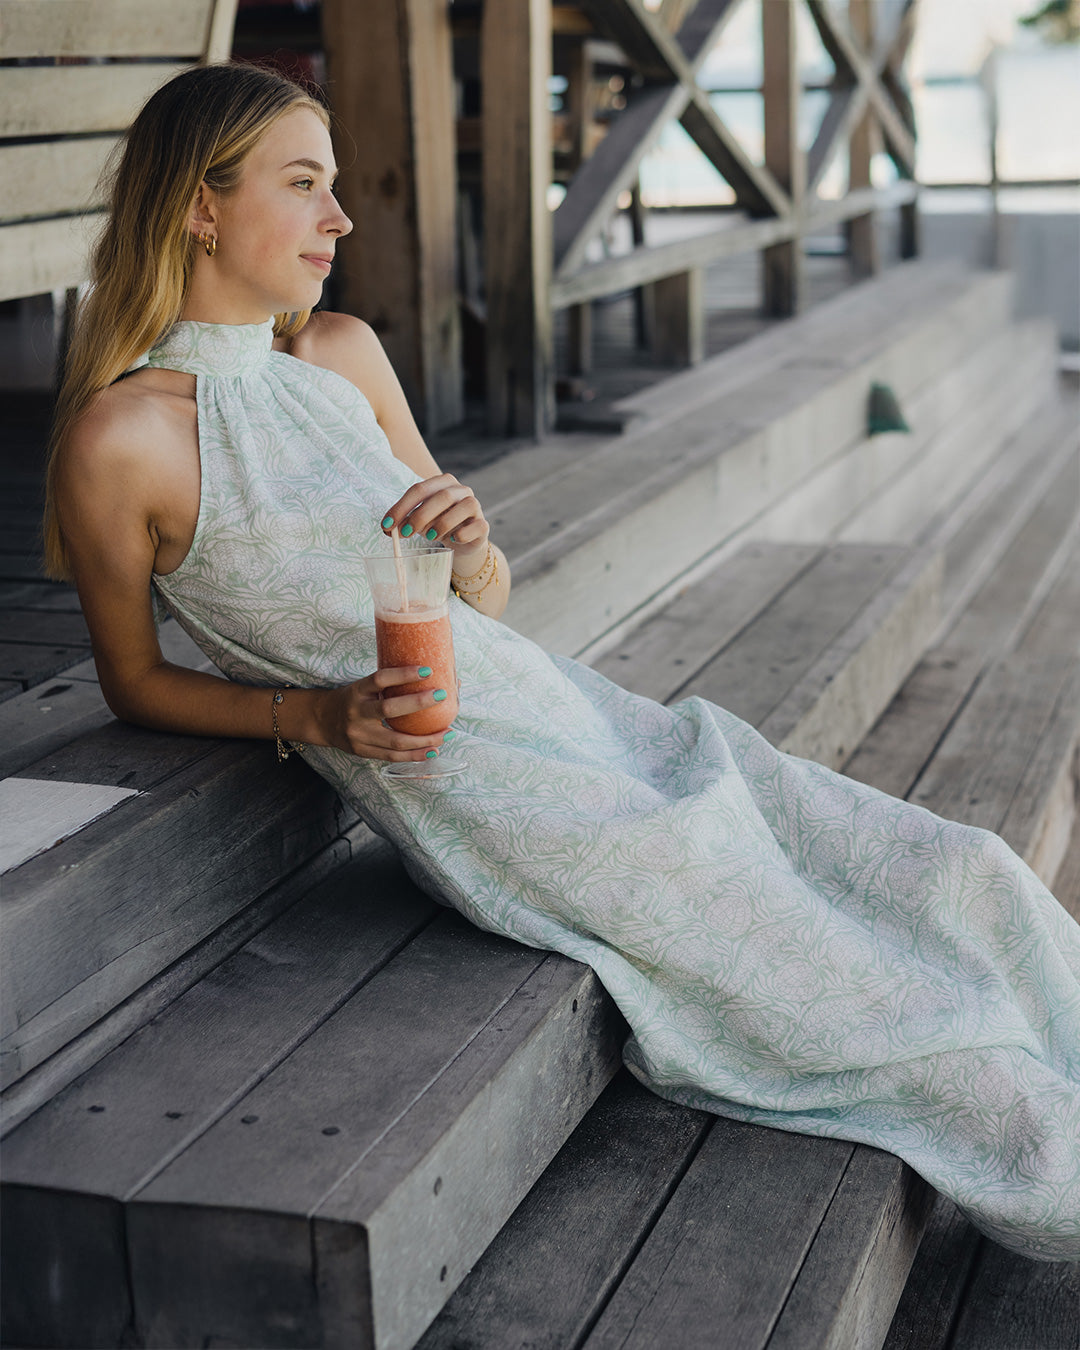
[497,269,1016,576]
[0,820,379,1138]
[770,548,944,771]
[765,1148,935,1350]
[1,742,356,1091]
[317,964,626,1350]
[612,264,1004,428]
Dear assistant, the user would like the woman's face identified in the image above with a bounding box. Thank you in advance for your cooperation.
[187,106,352,322]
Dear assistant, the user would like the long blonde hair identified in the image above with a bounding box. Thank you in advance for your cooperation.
[44,62,330,580]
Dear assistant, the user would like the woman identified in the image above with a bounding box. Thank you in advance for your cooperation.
[48,62,1080,1262]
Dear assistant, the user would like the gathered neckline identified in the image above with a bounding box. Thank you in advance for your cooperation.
[147,318,276,378]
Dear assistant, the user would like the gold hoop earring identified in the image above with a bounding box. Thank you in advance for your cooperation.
[196,230,217,258]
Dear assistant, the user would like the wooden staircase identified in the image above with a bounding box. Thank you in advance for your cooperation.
[2,260,1078,1349]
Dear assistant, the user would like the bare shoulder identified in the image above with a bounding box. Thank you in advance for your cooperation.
[284,311,395,417]
[57,371,199,540]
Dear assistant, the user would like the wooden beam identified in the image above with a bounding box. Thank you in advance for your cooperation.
[804,0,915,174]
[204,0,238,62]
[482,0,554,437]
[322,0,463,434]
[680,89,791,218]
[761,0,803,315]
[646,268,704,366]
[846,0,879,277]
[0,216,102,303]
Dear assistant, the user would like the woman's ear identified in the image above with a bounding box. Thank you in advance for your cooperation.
[187,181,218,239]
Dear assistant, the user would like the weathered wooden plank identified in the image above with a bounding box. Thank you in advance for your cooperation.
[0,679,112,780]
[314,960,623,1350]
[0,580,81,611]
[1050,816,1080,924]
[767,1147,933,1350]
[646,267,704,366]
[0,137,116,223]
[0,213,101,302]
[881,1195,981,1350]
[845,430,1080,799]
[595,541,822,706]
[126,923,621,1350]
[678,544,904,730]
[0,776,137,873]
[482,0,555,436]
[0,680,20,702]
[322,0,462,434]
[949,1242,1080,1350]
[1,740,352,1086]
[416,1071,711,1350]
[0,639,90,685]
[584,1120,854,1349]
[762,0,803,316]
[0,0,213,58]
[0,60,185,136]
[846,0,879,279]
[0,607,90,646]
[908,653,1076,839]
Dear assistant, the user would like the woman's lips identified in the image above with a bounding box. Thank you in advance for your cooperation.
[302,255,333,274]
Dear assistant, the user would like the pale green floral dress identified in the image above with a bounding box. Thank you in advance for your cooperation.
[150,319,1080,1262]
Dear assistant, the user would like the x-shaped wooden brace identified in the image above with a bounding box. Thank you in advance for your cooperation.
[555,0,791,277]
[804,0,918,196]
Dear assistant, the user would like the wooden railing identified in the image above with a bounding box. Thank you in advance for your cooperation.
[476,0,921,437]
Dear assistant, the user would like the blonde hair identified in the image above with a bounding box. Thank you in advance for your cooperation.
[44,62,330,579]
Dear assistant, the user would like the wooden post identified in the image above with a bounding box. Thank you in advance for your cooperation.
[648,269,704,366]
[847,0,879,277]
[321,0,463,435]
[482,0,555,438]
[761,0,803,316]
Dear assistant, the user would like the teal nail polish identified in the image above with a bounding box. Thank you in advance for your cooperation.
[450,534,457,543]
[382,515,394,529]
[433,689,447,702]
[418,666,433,678]
[425,749,438,759]
[425,528,438,541]
[443,728,456,740]
[400,523,414,538]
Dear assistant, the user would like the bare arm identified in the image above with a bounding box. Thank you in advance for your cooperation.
[55,389,451,762]
[293,313,511,620]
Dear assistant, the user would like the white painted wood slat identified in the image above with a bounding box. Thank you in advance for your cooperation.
[0,137,116,221]
[0,213,101,300]
[0,62,184,137]
[0,0,213,59]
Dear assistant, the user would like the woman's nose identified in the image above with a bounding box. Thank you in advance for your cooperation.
[326,199,353,237]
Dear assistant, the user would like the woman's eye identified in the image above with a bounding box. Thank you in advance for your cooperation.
[293,178,314,191]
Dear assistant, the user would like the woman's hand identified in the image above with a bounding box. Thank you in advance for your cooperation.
[381,473,489,569]
[315,667,453,761]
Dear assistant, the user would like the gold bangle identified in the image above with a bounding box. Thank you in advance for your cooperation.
[272,685,306,761]
[451,543,494,586]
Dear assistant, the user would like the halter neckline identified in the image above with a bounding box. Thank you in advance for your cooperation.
[147,318,275,377]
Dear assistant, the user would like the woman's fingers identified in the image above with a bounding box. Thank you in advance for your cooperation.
[336,667,454,760]
[382,476,488,548]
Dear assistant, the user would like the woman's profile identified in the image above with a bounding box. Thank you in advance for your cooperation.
[45,61,1080,1264]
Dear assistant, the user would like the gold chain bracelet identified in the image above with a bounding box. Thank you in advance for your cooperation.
[451,542,494,586]
[272,685,306,761]
[453,546,498,603]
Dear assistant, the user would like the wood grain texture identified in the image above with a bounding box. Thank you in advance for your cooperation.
[0,214,100,304]
[0,0,213,58]
[0,137,116,221]
[416,1071,711,1350]
[0,61,185,136]
[584,1119,854,1350]
[767,1147,933,1350]
[882,1194,981,1350]
[2,741,350,1085]
[950,1243,1080,1350]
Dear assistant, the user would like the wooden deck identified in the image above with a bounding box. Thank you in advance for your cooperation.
[2,260,1078,1349]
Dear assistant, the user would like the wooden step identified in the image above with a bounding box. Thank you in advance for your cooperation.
[1,840,622,1350]
[596,539,942,772]
[489,266,1021,657]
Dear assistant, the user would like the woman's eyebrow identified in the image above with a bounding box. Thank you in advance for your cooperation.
[281,157,339,180]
